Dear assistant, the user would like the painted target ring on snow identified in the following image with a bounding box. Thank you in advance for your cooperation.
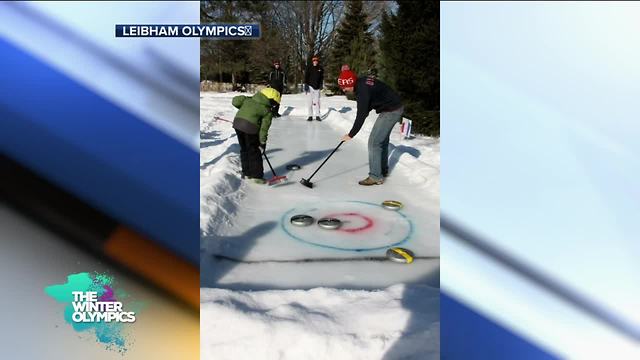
[323,212,374,233]
[280,201,414,252]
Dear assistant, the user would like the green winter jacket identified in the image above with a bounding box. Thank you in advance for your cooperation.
[232,92,274,144]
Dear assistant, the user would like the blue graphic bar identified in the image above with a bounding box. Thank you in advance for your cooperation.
[115,24,261,39]
[442,293,558,360]
[0,37,199,265]
[441,214,640,342]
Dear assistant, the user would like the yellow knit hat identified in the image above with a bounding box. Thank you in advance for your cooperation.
[260,87,281,104]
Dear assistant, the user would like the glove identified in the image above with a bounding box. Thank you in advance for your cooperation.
[260,143,266,152]
[270,103,279,116]
[304,84,309,93]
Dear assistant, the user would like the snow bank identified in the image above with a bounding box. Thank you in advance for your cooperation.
[199,92,247,235]
[201,284,440,360]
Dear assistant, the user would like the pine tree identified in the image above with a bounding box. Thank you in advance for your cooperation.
[379,1,439,136]
[347,30,375,76]
[378,10,399,88]
[201,1,277,88]
[327,0,376,93]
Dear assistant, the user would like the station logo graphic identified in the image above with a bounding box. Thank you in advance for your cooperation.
[45,272,142,354]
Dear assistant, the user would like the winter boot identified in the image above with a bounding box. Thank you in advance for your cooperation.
[316,116,322,121]
[307,116,313,121]
[247,177,266,185]
[358,177,384,186]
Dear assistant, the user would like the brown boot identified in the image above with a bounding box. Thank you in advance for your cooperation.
[358,177,384,186]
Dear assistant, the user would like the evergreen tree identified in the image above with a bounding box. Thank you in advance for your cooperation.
[327,0,376,93]
[379,1,439,136]
[201,1,278,87]
[378,10,399,88]
[347,30,375,77]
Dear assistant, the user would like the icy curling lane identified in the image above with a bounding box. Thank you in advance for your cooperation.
[281,201,413,252]
[200,93,439,289]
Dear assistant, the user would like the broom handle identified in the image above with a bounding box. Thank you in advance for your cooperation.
[262,150,277,177]
[307,141,344,181]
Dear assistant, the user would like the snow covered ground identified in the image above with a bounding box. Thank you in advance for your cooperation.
[201,285,439,360]
[200,91,440,359]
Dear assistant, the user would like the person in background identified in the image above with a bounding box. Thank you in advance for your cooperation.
[231,88,281,184]
[268,60,286,117]
[304,55,324,121]
[337,64,404,186]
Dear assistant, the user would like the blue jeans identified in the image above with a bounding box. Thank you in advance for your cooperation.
[368,107,404,180]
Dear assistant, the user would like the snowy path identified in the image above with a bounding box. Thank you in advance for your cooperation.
[200,93,439,290]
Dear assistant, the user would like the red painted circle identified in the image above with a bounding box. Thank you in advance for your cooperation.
[323,212,374,233]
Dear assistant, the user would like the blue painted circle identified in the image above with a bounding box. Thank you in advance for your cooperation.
[280,200,414,252]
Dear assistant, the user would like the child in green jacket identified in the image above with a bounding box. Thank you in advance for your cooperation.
[232,88,281,183]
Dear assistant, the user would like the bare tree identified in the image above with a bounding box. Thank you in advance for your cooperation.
[272,1,342,90]
[200,1,343,91]
[201,1,271,87]
[363,1,394,36]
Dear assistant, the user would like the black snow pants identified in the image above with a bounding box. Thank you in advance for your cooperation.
[235,129,264,179]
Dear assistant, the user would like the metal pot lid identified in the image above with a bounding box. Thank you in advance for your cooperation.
[286,164,302,170]
[290,214,314,226]
[382,200,403,210]
[386,247,414,264]
[317,218,342,230]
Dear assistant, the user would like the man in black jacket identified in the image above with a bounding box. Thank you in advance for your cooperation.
[268,60,286,117]
[337,65,404,186]
[304,55,324,121]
